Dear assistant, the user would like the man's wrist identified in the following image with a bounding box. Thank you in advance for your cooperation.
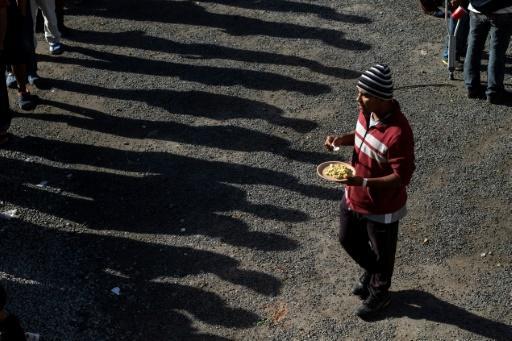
[362,178,368,187]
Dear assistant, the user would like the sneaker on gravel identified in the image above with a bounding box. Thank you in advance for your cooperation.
[17,92,37,110]
[49,42,63,55]
[355,292,391,319]
[6,72,17,88]
[467,87,482,99]
[28,73,41,87]
[487,90,511,105]
[352,272,370,299]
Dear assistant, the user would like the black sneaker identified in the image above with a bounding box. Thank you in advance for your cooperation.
[487,90,510,105]
[467,87,481,99]
[355,292,391,319]
[49,42,64,55]
[28,73,41,87]
[5,72,17,89]
[351,272,370,299]
[17,92,37,111]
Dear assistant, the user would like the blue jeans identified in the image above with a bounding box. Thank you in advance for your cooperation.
[443,13,469,60]
[464,12,512,96]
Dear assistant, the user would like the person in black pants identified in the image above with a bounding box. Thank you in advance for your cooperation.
[324,64,415,319]
[0,0,12,145]
[4,0,38,110]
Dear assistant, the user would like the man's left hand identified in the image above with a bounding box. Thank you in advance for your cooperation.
[345,176,363,186]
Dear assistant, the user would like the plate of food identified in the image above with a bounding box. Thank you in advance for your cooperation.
[317,161,355,183]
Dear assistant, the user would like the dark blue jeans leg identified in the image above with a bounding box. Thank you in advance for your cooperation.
[456,13,469,59]
[464,12,489,90]
[486,14,512,96]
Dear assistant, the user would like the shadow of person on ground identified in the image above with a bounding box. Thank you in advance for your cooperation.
[196,0,372,23]
[39,46,331,96]
[0,220,271,339]
[370,290,512,340]
[0,147,309,250]
[64,28,362,80]
[39,84,319,134]
[21,97,331,164]
[1,131,339,243]
[66,0,371,50]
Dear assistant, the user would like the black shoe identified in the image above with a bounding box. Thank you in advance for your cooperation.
[355,292,391,319]
[467,87,482,99]
[17,92,37,111]
[28,73,41,87]
[487,90,510,105]
[351,272,370,299]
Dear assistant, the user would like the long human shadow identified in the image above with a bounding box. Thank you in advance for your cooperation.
[1,137,337,242]
[66,28,361,80]
[66,0,371,50]
[378,290,512,339]
[24,96,330,165]
[39,46,330,96]
[0,220,274,339]
[39,82,318,134]
[0,155,300,249]
[195,0,372,23]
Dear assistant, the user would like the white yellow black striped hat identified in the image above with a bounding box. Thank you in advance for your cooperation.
[356,63,393,100]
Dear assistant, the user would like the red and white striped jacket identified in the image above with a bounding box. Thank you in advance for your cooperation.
[346,101,415,215]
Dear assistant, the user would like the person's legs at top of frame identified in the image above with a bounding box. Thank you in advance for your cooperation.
[0,4,12,145]
[463,11,490,98]
[4,0,38,110]
[31,0,63,54]
[485,13,512,104]
[21,0,40,86]
[442,10,470,65]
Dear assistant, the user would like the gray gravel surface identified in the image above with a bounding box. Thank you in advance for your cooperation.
[0,0,511,340]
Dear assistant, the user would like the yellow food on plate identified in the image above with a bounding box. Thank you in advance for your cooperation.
[324,163,353,180]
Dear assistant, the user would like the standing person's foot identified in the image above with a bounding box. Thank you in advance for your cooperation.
[467,87,482,99]
[49,42,64,55]
[28,73,41,87]
[17,92,37,110]
[351,272,371,299]
[487,90,510,105]
[5,72,17,88]
[355,292,391,319]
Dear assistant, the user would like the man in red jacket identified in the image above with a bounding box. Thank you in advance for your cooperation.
[324,63,415,319]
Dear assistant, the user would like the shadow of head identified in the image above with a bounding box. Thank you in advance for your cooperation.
[362,290,512,339]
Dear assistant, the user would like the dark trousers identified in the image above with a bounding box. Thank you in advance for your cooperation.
[0,63,12,132]
[339,199,399,296]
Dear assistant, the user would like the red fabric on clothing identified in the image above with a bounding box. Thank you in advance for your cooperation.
[346,100,415,215]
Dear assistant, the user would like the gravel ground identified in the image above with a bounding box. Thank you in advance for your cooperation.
[0,0,511,340]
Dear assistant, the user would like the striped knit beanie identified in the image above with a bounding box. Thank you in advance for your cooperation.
[356,63,393,100]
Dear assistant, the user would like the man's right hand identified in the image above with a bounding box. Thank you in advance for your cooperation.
[324,133,354,151]
[324,135,337,151]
